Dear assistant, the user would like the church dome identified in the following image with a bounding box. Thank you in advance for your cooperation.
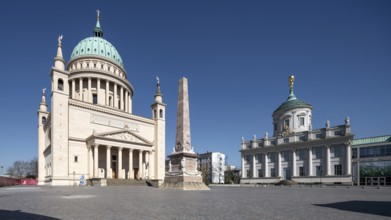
[69,12,124,68]
[70,37,124,68]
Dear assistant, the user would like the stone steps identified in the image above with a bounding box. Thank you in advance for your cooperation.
[106,179,148,186]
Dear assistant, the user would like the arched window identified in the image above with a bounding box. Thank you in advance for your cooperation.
[58,79,64,91]
[159,109,163,118]
[42,116,46,124]
[153,110,157,119]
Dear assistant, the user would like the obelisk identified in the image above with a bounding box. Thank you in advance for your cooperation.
[161,77,209,190]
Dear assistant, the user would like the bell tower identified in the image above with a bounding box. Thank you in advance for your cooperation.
[50,35,70,184]
[151,77,166,182]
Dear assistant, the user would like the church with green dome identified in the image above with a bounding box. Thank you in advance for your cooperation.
[37,11,166,186]
[240,76,354,185]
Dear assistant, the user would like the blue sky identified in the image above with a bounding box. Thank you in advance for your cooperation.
[0,0,390,172]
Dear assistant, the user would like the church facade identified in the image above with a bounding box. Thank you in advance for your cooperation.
[240,76,354,184]
[37,13,166,186]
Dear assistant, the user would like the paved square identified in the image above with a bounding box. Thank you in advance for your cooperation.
[0,185,390,219]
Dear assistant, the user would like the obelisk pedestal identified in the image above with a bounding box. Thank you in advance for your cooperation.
[161,77,209,190]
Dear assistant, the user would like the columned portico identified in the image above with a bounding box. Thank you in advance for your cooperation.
[308,147,312,176]
[292,149,296,177]
[129,149,133,179]
[118,147,123,179]
[138,150,143,179]
[94,145,99,178]
[106,146,111,178]
[325,145,331,175]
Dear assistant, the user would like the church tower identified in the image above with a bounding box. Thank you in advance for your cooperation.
[37,89,49,185]
[151,78,166,182]
[50,35,70,185]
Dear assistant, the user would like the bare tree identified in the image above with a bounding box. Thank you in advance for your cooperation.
[7,158,38,178]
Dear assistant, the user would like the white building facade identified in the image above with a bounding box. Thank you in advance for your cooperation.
[198,152,226,184]
[37,13,166,186]
[240,76,354,185]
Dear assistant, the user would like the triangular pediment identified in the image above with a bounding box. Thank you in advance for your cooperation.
[94,129,152,145]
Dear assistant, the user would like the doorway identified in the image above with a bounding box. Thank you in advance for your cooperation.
[283,168,291,180]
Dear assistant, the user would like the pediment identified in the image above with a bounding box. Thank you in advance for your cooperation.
[95,130,152,145]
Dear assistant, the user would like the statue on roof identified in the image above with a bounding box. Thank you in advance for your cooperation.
[288,75,295,89]
[58,35,63,46]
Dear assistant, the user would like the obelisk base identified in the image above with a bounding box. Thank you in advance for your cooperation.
[161,152,209,190]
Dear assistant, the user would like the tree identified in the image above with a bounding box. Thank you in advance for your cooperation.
[7,157,38,178]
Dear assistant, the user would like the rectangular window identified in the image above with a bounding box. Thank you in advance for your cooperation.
[270,168,276,177]
[298,149,306,160]
[284,138,289,144]
[316,165,322,176]
[284,119,290,127]
[92,94,98,104]
[300,117,305,126]
[334,164,342,175]
[244,155,251,165]
[74,156,78,163]
[256,154,263,163]
[258,169,263,177]
[333,145,343,157]
[299,166,305,176]
[283,151,291,161]
[246,170,252,178]
[352,148,357,159]
[112,155,117,161]
[315,147,323,159]
[269,153,276,163]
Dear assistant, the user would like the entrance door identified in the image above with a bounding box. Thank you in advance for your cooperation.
[112,162,117,179]
[134,168,139,180]
[283,168,291,180]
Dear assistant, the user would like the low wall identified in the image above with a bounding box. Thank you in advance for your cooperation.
[0,177,20,187]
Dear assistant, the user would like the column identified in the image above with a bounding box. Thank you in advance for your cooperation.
[88,77,92,103]
[97,78,100,104]
[93,145,99,178]
[125,90,129,112]
[114,83,118,108]
[357,147,360,186]
[118,147,123,179]
[252,154,257,178]
[325,145,331,175]
[146,151,150,179]
[72,80,75,99]
[129,94,132,113]
[138,150,143,179]
[263,153,268,177]
[241,154,245,178]
[292,149,296,177]
[106,80,109,106]
[346,142,352,175]
[308,147,312,176]
[129,149,133,179]
[79,78,83,101]
[120,86,124,110]
[277,151,282,177]
[88,146,93,178]
[106,146,111,179]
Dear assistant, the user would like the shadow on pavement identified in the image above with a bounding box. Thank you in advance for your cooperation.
[0,209,60,220]
[314,201,391,218]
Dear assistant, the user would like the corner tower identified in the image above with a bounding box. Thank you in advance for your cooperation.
[151,77,166,182]
[50,35,70,185]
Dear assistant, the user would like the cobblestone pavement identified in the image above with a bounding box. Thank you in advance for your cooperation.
[0,185,390,220]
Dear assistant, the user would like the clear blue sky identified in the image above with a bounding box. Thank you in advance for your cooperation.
[0,0,390,172]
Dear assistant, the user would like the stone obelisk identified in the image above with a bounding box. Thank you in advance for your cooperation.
[161,77,209,190]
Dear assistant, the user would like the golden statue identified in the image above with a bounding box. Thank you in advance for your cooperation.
[288,75,295,89]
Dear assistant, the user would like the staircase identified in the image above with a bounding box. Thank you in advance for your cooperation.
[106,179,149,186]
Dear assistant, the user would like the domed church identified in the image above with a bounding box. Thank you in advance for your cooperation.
[37,11,166,186]
[240,76,354,185]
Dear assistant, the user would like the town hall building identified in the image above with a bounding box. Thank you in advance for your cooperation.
[240,76,354,185]
[37,12,166,186]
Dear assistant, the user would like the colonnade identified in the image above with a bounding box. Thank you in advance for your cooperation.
[88,144,152,180]
[242,143,352,178]
[70,77,132,113]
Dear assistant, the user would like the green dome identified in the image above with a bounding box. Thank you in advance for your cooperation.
[273,92,312,114]
[70,37,124,67]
